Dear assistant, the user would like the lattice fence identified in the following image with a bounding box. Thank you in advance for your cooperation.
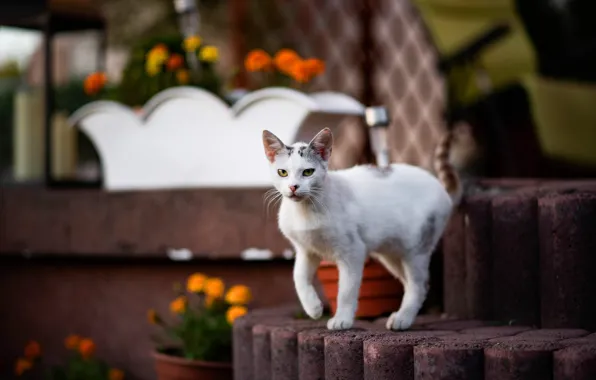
[230,0,445,168]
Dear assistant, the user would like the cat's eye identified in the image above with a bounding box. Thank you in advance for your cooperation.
[302,168,315,177]
[277,169,288,177]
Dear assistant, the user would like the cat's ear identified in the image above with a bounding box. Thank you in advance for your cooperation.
[263,130,286,163]
[308,128,333,161]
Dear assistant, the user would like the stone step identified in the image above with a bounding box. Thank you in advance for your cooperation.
[442,179,596,328]
[233,310,596,380]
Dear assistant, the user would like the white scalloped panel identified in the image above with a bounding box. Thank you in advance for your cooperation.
[69,87,365,191]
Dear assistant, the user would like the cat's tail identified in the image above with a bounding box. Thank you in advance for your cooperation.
[433,130,463,206]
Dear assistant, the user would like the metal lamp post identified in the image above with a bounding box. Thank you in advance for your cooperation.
[365,106,391,169]
[173,0,200,72]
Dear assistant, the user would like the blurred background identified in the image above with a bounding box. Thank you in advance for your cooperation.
[2,0,596,379]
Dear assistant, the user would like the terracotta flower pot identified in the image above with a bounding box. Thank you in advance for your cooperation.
[317,259,403,318]
[153,351,233,380]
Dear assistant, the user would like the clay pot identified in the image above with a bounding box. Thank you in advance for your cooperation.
[153,351,233,380]
[317,259,403,318]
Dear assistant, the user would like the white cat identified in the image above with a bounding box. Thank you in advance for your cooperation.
[262,127,461,330]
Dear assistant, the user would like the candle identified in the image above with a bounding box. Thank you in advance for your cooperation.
[52,111,78,179]
[13,87,44,181]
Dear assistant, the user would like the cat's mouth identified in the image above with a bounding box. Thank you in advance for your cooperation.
[288,194,305,202]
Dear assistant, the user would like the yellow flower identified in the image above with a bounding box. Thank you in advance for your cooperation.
[226,305,247,324]
[199,45,218,62]
[147,309,161,325]
[170,296,187,314]
[186,273,208,293]
[225,285,252,305]
[79,338,95,359]
[183,35,202,52]
[145,60,161,77]
[14,358,32,376]
[65,334,81,350]
[204,278,225,298]
[147,44,169,65]
[109,368,125,380]
[24,340,41,360]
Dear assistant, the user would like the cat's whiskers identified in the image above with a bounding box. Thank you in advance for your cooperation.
[264,188,282,216]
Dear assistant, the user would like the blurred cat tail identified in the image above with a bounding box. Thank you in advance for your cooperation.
[433,130,463,206]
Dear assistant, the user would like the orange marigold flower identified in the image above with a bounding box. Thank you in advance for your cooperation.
[244,49,273,72]
[273,49,301,74]
[166,54,184,71]
[14,358,32,376]
[169,296,187,314]
[24,340,41,359]
[204,278,225,299]
[225,285,252,305]
[289,60,311,83]
[78,338,95,359]
[176,69,190,84]
[186,273,207,293]
[108,368,125,380]
[83,72,107,96]
[303,58,325,77]
[65,334,81,350]
[226,305,247,324]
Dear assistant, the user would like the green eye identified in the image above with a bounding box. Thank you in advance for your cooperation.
[302,168,315,177]
[278,169,288,177]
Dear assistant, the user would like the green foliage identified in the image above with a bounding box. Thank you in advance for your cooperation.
[169,300,232,362]
[45,355,111,380]
[115,34,223,106]
[150,275,251,363]
[153,295,234,362]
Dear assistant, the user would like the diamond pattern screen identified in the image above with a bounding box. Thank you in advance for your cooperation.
[231,0,445,168]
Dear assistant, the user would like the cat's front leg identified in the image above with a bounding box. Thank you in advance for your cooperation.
[293,247,323,320]
[328,248,366,330]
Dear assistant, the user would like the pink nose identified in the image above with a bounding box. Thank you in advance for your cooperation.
[289,185,299,193]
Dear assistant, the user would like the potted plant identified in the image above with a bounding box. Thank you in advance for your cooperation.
[81,34,224,109]
[317,258,404,318]
[147,273,252,380]
[14,336,124,379]
[242,48,325,91]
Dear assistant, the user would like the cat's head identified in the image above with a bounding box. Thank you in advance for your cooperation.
[262,128,333,202]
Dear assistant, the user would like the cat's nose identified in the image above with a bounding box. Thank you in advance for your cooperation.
[289,185,299,193]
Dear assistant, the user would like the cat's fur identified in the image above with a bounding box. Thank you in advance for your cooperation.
[262,128,460,330]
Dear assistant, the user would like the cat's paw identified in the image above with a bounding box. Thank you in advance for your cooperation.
[327,316,354,330]
[386,311,415,331]
[303,301,324,320]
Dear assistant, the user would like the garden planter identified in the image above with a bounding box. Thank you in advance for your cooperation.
[317,259,403,318]
[153,351,233,380]
[68,86,365,191]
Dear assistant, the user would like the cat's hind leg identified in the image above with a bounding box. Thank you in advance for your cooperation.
[385,253,431,330]
[371,252,406,285]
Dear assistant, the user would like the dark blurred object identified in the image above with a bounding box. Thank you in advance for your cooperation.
[0,0,106,188]
[514,0,596,173]
[516,0,596,82]
[0,0,104,31]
